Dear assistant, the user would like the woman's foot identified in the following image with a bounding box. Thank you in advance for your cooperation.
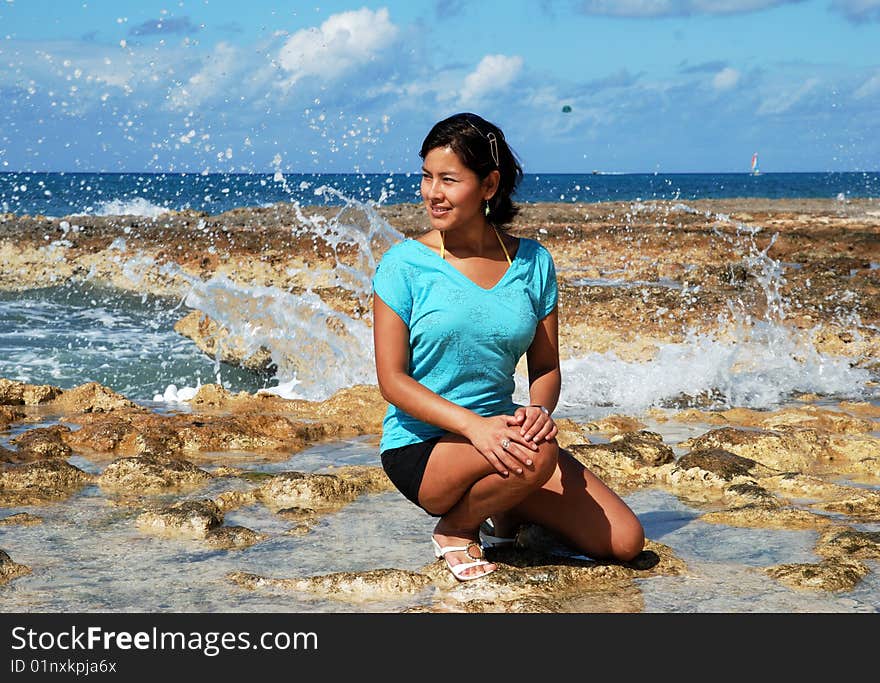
[431,524,497,580]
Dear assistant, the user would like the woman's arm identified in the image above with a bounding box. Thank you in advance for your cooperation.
[512,305,561,442]
[526,305,561,412]
[373,293,537,474]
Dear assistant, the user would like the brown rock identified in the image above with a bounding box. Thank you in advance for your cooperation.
[256,471,359,512]
[680,426,830,473]
[97,455,212,494]
[0,459,92,501]
[135,499,224,538]
[66,411,329,458]
[676,447,774,480]
[0,512,43,526]
[228,568,433,601]
[816,528,880,560]
[204,525,267,550]
[765,557,869,592]
[49,382,141,413]
[0,405,25,429]
[608,431,676,466]
[0,378,62,405]
[582,415,647,434]
[0,548,31,585]
[700,504,830,530]
[9,425,72,460]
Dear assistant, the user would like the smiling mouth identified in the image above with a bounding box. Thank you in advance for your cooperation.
[429,205,451,217]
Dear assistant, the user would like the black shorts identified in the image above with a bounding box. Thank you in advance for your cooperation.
[380,436,443,517]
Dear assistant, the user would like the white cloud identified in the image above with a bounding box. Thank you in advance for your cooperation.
[757,77,819,114]
[853,70,880,99]
[277,7,398,86]
[577,0,803,17]
[167,42,239,110]
[459,54,524,105]
[713,67,741,90]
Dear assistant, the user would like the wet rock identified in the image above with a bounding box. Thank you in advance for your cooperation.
[0,405,25,429]
[608,431,676,466]
[765,556,869,592]
[0,512,43,526]
[256,471,359,512]
[50,382,142,413]
[680,426,831,473]
[274,506,318,535]
[566,443,650,480]
[553,418,591,449]
[0,444,32,464]
[136,499,224,538]
[582,415,646,434]
[0,459,93,506]
[204,525,267,550]
[174,310,276,373]
[759,472,880,520]
[758,406,875,434]
[276,506,317,520]
[228,568,433,601]
[324,464,394,495]
[188,383,387,437]
[0,548,31,585]
[816,528,880,560]
[826,434,880,477]
[445,596,566,613]
[700,504,830,530]
[9,425,72,461]
[212,489,259,513]
[0,379,63,405]
[839,401,880,418]
[810,492,880,520]
[62,414,133,454]
[676,447,776,480]
[723,482,778,504]
[671,405,876,434]
[97,455,212,494]
[66,411,328,458]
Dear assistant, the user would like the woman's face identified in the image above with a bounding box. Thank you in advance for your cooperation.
[420,145,492,232]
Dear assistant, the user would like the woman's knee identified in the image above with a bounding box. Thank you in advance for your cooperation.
[525,440,558,487]
[612,517,646,562]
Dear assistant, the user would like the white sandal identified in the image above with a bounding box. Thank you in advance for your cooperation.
[431,536,496,582]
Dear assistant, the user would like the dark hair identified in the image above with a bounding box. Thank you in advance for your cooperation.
[419,112,523,228]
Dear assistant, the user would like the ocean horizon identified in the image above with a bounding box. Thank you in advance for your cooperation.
[2,170,878,219]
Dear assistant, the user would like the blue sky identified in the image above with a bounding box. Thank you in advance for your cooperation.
[1,0,878,173]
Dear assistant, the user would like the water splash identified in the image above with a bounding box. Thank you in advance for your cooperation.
[140,188,404,401]
[541,202,874,415]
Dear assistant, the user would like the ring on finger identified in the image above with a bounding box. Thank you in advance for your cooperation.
[501,438,510,450]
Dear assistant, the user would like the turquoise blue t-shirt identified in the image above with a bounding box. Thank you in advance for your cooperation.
[372,237,558,451]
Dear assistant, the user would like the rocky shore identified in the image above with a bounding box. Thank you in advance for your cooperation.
[2,197,878,366]
[1,197,879,611]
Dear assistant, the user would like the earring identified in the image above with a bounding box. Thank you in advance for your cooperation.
[484,201,490,217]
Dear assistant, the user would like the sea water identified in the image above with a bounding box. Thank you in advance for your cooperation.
[1,173,879,612]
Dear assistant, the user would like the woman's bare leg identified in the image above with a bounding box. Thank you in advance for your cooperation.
[417,433,558,578]
[510,448,645,562]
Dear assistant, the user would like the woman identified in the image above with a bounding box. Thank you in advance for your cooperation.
[372,112,644,581]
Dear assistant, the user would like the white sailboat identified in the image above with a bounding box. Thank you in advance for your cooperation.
[750,152,761,176]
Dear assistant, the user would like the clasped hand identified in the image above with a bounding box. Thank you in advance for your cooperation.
[467,406,557,477]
